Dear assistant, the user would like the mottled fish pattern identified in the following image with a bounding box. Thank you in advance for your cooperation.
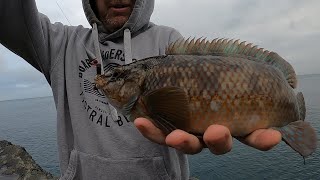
[95,38,317,157]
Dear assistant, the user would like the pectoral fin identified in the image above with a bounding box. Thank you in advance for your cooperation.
[143,87,191,135]
[277,121,317,157]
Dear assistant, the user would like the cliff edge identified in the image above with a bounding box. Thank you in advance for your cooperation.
[0,140,58,180]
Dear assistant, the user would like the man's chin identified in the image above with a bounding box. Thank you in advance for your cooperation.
[102,17,129,33]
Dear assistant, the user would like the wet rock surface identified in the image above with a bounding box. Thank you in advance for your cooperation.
[0,140,58,180]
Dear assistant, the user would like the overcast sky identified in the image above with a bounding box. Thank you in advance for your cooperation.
[0,0,319,101]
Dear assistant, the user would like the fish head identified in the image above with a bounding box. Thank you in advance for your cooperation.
[94,65,147,113]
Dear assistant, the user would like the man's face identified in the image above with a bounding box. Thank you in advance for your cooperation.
[96,0,136,32]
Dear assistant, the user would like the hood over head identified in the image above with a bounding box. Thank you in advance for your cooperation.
[82,0,155,41]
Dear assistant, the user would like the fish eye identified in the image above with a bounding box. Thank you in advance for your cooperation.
[107,69,124,82]
[112,71,120,78]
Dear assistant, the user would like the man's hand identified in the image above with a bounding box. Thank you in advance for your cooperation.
[134,118,282,155]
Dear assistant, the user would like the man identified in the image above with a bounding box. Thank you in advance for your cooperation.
[0,0,281,179]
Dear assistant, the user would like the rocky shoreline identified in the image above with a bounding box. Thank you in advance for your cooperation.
[0,140,201,180]
[0,140,58,180]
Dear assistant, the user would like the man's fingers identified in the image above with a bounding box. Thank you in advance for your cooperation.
[203,125,233,155]
[135,118,203,154]
[239,129,282,151]
[135,118,281,154]
[134,118,166,145]
[165,130,203,154]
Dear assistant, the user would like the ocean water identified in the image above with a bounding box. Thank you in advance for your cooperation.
[0,97,60,176]
[0,75,319,179]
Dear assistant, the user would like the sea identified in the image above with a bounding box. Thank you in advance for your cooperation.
[0,74,319,179]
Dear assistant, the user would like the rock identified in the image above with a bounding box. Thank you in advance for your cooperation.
[0,140,58,180]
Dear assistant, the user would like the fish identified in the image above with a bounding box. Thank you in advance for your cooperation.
[94,38,317,157]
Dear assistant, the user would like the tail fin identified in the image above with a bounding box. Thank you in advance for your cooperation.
[297,92,306,120]
[278,121,317,157]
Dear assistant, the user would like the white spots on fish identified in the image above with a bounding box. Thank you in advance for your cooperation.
[210,101,220,112]
[249,114,261,124]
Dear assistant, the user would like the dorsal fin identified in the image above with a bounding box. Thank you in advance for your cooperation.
[166,38,297,88]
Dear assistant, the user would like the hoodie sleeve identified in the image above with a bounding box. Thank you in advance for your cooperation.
[0,0,69,84]
[168,28,183,45]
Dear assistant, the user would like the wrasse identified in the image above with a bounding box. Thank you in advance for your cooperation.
[95,38,317,157]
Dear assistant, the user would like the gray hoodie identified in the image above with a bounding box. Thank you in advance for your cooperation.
[0,0,189,179]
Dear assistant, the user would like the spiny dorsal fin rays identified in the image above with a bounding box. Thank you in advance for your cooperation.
[228,39,240,54]
[238,41,247,54]
[165,38,297,88]
[187,38,196,53]
[195,38,202,47]
[211,39,220,52]
[242,43,253,55]
[248,45,259,57]
[199,38,208,54]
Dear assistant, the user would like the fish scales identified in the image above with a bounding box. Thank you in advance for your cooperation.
[95,38,317,157]
[140,55,299,136]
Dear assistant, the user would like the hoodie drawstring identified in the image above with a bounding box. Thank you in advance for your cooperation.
[124,28,133,65]
[92,23,105,74]
[89,25,132,67]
